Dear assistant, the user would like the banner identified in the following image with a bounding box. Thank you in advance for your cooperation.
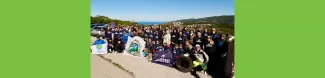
[91,43,108,54]
[124,36,146,57]
[152,49,174,67]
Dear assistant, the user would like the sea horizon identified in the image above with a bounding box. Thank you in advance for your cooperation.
[137,22,166,25]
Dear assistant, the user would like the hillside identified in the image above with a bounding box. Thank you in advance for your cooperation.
[91,15,138,26]
[173,15,234,25]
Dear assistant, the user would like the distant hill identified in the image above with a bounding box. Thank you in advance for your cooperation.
[172,15,234,25]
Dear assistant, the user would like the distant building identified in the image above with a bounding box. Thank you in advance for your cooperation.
[171,21,183,26]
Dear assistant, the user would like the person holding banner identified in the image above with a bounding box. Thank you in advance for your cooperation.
[92,36,106,45]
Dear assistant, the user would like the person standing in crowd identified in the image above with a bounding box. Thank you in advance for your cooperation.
[144,29,149,41]
[213,33,229,77]
[152,30,157,42]
[204,36,217,72]
[163,29,171,48]
[148,30,154,44]
[131,28,137,37]
[211,28,219,45]
[110,27,117,52]
[154,31,159,44]
[217,34,229,57]
[203,28,209,39]
[177,31,186,47]
[171,29,177,47]
[122,31,129,44]
[118,28,123,39]
[105,27,112,44]
[158,27,163,44]
[193,31,205,49]
[184,30,190,40]
[137,29,143,37]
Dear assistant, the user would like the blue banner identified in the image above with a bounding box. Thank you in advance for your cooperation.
[151,49,174,67]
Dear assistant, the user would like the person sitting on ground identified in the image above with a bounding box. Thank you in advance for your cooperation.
[146,38,154,53]
[175,44,185,58]
[184,40,193,54]
[190,45,209,74]
[107,39,114,53]
[114,35,124,53]
[155,41,164,52]
[92,36,106,45]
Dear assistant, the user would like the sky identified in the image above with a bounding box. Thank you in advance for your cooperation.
[91,0,234,22]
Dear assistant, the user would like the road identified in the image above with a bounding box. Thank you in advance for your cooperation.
[91,37,213,78]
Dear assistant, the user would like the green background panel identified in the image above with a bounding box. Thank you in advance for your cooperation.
[0,0,90,78]
[0,0,324,78]
[236,0,325,78]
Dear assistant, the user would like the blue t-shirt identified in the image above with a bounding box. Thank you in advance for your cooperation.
[92,39,106,45]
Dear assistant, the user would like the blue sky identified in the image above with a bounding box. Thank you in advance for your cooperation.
[91,0,234,22]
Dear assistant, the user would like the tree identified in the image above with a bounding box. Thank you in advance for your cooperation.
[91,15,136,27]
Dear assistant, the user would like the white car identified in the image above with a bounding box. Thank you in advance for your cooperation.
[91,26,107,38]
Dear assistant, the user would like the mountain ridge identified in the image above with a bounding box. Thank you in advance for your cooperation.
[171,15,234,25]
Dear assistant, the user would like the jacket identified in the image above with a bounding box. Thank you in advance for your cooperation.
[92,39,106,45]
[122,31,129,44]
[163,33,171,45]
[193,50,209,64]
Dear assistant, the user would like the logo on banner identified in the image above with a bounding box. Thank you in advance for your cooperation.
[124,36,146,57]
[96,44,103,53]
[128,40,141,56]
[154,54,171,64]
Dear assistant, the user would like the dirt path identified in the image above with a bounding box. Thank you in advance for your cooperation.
[91,54,134,78]
[101,54,212,78]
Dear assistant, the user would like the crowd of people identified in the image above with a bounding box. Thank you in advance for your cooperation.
[92,25,234,77]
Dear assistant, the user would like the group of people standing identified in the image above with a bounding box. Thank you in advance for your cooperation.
[92,25,234,78]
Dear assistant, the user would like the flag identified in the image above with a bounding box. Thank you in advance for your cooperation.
[91,43,108,54]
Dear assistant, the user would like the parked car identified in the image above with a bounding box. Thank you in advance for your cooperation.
[91,26,107,38]
[91,24,107,28]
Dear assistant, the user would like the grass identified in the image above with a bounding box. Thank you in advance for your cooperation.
[98,55,136,78]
